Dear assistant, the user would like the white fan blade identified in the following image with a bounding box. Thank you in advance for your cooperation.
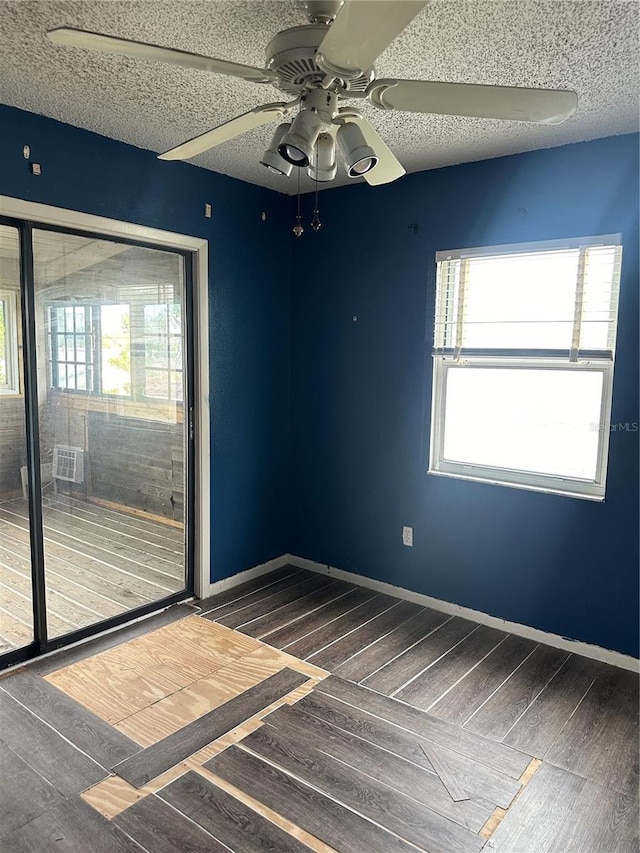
[343,115,405,185]
[318,1,427,76]
[47,28,277,84]
[159,104,291,161]
[369,79,578,124]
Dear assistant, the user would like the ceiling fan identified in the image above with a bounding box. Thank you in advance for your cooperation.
[47,0,578,187]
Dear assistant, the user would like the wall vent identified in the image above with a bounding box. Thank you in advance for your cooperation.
[52,445,84,484]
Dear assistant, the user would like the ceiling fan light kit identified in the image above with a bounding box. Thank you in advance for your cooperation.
[277,101,324,166]
[308,133,337,182]
[260,122,294,175]
[46,0,579,195]
[336,122,378,177]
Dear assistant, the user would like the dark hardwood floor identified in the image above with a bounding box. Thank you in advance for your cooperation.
[200,568,637,777]
[0,567,637,853]
[200,565,639,850]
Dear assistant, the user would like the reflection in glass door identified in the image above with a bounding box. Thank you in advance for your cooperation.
[31,229,190,643]
[0,224,34,654]
[0,219,193,668]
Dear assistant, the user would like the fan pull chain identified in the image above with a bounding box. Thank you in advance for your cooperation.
[311,139,321,232]
[293,167,303,237]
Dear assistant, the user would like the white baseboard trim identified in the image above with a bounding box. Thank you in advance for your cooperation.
[198,554,292,600]
[286,554,640,673]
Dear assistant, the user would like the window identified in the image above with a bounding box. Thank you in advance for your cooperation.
[48,304,95,392]
[429,236,622,500]
[143,303,183,402]
[47,301,182,401]
[0,290,20,394]
[100,304,131,396]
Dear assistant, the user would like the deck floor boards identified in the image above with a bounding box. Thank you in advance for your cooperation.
[0,496,184,653]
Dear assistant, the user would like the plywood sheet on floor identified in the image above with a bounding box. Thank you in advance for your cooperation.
[44,616,264,723]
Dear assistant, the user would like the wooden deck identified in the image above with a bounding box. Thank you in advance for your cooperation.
[0,495,185,653]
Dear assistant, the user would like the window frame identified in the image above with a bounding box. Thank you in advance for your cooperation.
[428,235,622,501]
[430,356,615,500]
[47,303,97,394]
[45,299,184,403]
[0,289,21,395]
[140,301,184,403]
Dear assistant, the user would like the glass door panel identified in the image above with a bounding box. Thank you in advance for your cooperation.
[0,224,34,653]
[32,229,188,641]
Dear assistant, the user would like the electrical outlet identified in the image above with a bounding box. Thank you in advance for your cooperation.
[204,203,212,218]
[402,526,413,547]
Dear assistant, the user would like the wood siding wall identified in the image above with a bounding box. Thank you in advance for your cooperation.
[87,412,184,522]
[0,398,184,521]
[0,398,25,498]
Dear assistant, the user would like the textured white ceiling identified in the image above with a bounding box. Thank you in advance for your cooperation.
[1,1,638,194]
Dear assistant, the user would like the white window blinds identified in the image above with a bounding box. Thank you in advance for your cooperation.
[434,238,622,359]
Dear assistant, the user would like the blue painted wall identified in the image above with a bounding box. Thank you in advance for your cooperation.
[0,105,292,582]
[2,106,637,655]
[291,134,639,657]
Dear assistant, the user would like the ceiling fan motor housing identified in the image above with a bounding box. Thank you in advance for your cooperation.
[266,25,373,96]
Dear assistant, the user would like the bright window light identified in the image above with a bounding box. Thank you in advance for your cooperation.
[430,236,623,500]
[442,366,603,479]
[101,304,131,396]
[0,291,20,394]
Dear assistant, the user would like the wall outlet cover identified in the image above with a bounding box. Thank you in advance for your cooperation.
[402,526,413,547]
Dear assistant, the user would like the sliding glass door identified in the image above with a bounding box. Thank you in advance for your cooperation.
[0,220,194,666]
[0,224,34,654]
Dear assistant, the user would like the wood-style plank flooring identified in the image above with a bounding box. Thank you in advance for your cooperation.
[0,495,185,652]
[200,568,637,784]
[200,566,639,845]
[0,567,637,853]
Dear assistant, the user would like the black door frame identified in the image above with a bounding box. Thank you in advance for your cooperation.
[0,215,196,671]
